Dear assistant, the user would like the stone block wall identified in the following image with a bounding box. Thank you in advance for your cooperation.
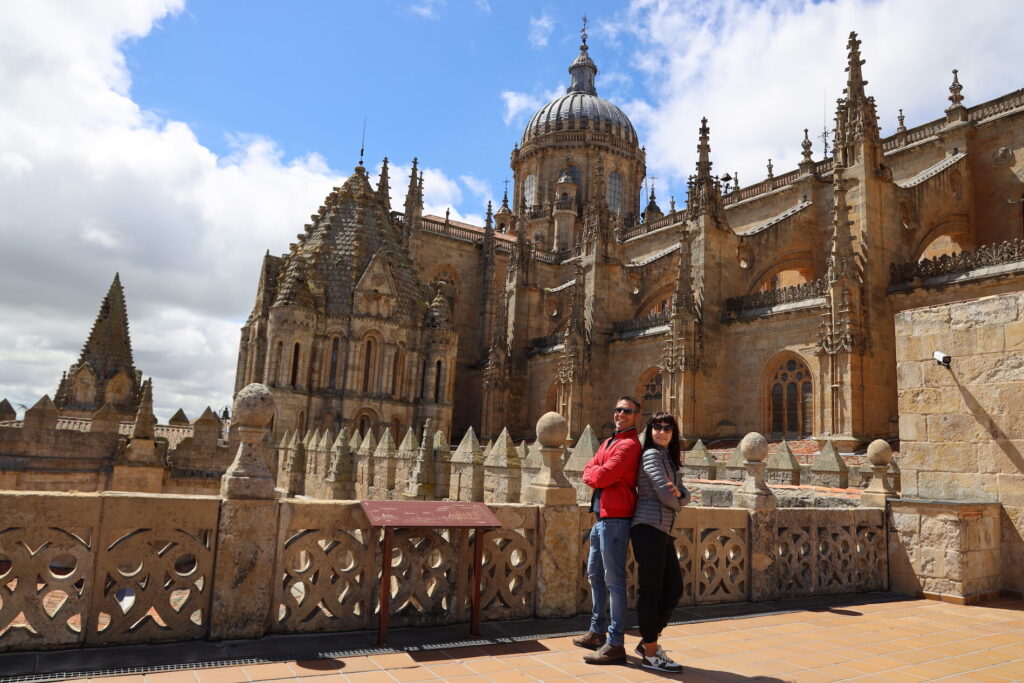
[894,292,1024,597]
[888,500,1001,603]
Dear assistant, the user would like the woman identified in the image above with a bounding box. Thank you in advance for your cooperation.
[631,411,690,672]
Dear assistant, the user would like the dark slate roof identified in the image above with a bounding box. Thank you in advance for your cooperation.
[272,166,421,323]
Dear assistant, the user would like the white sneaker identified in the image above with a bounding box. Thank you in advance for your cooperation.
[640,649,682,673]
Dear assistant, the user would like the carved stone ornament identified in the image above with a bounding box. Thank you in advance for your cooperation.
[544,297,559,318]
[736,242,753,270]
[993,146,1015,166]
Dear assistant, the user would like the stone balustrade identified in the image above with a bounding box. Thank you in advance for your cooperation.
[0,387,890,654]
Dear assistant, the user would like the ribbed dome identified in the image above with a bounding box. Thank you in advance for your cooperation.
[521,41,638,146]
[522,93,637,145]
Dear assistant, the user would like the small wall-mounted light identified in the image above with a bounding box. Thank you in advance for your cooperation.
[933,351,952,368]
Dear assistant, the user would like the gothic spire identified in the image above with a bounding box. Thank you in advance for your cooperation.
[131,377,156,439]
[377,156,391,211]
[79,273,135,379]
[485,200,494,232]
[834,31,880,164]
[695,116,713,181]
[843,31,868,103]
[687,117,721,218]
[404,157,420,214]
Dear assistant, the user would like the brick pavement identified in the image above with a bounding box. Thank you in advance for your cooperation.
[28,596,1024,682]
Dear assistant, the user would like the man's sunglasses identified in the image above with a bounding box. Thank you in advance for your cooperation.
[650,423,673,432]
[613,407,636,415]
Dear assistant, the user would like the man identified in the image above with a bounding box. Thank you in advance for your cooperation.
[574,396,642,665]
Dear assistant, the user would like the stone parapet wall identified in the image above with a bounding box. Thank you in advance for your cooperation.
[0,490,886,654]
[894,293,1024,597]
[888,500,1002,604]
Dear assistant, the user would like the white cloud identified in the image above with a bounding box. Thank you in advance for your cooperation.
[0,1,347,418]
[459,174,491,202]
[529,13,555,49]
[475,0,491,13]
[501,85,564,126]
[409,0,444,19]
[618,0,1024,199]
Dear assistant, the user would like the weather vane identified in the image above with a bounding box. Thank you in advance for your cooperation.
[581,14,589,46]
[359,117,367,166]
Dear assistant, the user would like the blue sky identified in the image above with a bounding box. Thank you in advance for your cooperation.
[1,0,1022,419]
[124,0,642,217]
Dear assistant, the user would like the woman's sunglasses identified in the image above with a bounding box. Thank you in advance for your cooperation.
[650,423,673,432]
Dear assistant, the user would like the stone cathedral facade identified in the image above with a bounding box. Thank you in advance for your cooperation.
[234,31,1024,448]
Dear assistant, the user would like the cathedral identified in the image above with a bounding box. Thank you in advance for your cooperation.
[234,30,1024,449]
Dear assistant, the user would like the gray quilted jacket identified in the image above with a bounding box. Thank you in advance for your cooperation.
[631,446,690,535]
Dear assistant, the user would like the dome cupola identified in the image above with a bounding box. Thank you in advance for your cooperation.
[520,30,637,147]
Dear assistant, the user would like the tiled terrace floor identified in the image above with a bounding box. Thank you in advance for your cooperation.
[9,595,1024,682]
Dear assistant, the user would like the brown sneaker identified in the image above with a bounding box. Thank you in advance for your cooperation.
[571,631,606,650]
[583,643,627,665]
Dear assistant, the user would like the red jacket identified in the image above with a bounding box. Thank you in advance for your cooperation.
[582,427,641,518]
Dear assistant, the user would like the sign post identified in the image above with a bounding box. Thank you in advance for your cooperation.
[359,500,501,645]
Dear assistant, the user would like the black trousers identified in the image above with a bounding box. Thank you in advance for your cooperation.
[630,523,683,644]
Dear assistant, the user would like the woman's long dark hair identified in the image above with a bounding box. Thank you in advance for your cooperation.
[643,411,681,469]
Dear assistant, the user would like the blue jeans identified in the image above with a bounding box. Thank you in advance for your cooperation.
[587,518,630,646]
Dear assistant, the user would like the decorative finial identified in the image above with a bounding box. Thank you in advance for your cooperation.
[897,108,906,132]
[733,172,739,191]
[445,207,450,223]
[767,158,774,179]
[581,14,589,48]
[801,128,813,162]
[670,196,676,213]
[948,69,964,107]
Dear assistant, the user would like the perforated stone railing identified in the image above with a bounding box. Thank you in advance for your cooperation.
[725,279,828,314]
[0,491,219,652]
[775,509,886,599]
[575,507,749,613]
[1,397,894,655]
[611,310,672,334]
[889,238,1024,287]
[271,501,536,634]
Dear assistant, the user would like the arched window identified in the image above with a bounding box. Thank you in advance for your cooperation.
[290,343,301,387]
[361,339,375,393]
[328,337,340,390]
[558,165,580,184]
[295,410,305,432]
[391,347,405,397]
[434,360,443,403]
[607,172,624,214]
[523,174,537,207]
[420,359,428,398]
[358,415,371,437]
[768,357,813,438]
[273,341,284,385]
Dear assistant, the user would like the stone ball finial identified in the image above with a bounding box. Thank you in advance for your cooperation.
[536,411,568,448]
[867,439,893,466]
[232,383,275,429]
[739,432,769,463]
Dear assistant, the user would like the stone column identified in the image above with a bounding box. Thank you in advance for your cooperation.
[861,439,898,507]
[524,412,579,618]
[211,383,280,640]
[732,432,779,602]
